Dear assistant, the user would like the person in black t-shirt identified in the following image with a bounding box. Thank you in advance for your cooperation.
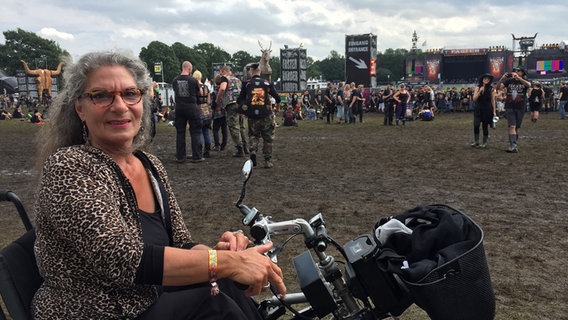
[495,67,531,153]
[527,81,544,123]
[172,61,203,162]
[558,81,568,120]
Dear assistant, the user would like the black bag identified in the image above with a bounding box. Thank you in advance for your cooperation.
[374,204,495,320]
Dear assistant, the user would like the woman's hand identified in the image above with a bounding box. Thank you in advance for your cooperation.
[221,242,287,298]
[214,230,252,251]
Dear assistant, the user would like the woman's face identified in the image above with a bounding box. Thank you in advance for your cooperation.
[74,65,143,153]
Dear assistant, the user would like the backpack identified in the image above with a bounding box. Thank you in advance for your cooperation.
[222,76,241,107]
[198,84,209,105]
[241,78,272,118]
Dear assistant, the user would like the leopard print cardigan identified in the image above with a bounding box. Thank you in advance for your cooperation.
[32,145,192,319]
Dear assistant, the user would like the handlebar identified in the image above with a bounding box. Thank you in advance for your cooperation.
[234,160,365,319]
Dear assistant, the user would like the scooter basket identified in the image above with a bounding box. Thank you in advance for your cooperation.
[403,231,495,320]
[376,204,495,320]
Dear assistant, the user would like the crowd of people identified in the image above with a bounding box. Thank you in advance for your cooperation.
[105,65,565,160]
[4,60,566,158]
[254,69,564,154]
[169,61,280,169]
[279,78,564,125]
[0,94,47,123]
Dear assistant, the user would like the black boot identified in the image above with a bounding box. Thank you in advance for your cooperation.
[233,146,245,157]
[480,136,488,148]
[471,134,480,147]
[250,153,257,167]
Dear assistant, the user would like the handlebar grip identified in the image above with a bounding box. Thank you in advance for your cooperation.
[0,189,13,201]
[250,225,267,242]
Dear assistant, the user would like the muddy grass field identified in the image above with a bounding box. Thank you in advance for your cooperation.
[1,111,567,319]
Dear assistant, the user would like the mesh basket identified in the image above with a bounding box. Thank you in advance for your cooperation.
[400,204,495,320]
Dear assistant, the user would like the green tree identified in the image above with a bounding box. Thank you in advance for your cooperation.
[318,50,345,81]
[0,28,69,76]
[139,41,178,83]
[231,50,256,76]
[376,48,409,83]
[169,42,208,80]
[306,56,323,80]
[269,56,280,82]
[376,67,394,84]
[192,43,230,80]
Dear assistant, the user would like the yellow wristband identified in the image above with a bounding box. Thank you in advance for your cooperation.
[208,249,219,296]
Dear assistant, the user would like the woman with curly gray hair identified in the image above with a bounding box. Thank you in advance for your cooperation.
[32,51,284,319]
[35,50,153,165]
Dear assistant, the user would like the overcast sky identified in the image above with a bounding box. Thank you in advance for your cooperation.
[1,0,566,62]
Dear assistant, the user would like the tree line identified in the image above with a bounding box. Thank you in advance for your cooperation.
[0,28,418,86]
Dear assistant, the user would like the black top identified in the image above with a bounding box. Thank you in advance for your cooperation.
[503,78,529,109]
[172,74,199,107]
[139,207,170,247]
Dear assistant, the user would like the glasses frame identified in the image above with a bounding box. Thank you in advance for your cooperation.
[79,88,145,108]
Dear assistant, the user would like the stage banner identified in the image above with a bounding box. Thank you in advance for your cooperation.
[488,51,506,79]
[424,54,442,83]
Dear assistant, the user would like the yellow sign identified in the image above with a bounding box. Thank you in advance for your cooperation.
[154,65,162,73]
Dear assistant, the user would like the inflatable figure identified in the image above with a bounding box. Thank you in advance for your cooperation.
[258,41,272,81]
[21,60,63,102]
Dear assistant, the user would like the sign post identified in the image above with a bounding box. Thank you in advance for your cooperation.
[154,61,164,83]
[345,33,377,88]
[280,47,307,92]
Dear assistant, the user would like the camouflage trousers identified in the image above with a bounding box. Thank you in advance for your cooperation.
[247,116,275,161]
[226,103,248,151]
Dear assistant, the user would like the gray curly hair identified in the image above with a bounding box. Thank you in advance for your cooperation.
[36,50,152,165]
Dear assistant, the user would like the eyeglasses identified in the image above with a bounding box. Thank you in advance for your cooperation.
[79,88,145,107]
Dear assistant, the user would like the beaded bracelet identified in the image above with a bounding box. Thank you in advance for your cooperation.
[208,249,220,296]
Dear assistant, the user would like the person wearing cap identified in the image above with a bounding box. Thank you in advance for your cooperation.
[527,81,544,123]
[471,74,496,148]
[495,66,531,153]
[237,63,281,168]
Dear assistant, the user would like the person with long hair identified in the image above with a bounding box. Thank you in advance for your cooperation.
[471,74,496,148]
[193,70,213,158]
[527,81,544,123]
[393,84,410,126]
[32,50,285,319]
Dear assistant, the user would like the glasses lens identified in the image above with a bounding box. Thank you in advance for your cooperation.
[122,89,142,104]
[90,91,114,106]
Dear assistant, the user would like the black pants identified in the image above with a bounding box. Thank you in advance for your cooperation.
[137,279,262,320]
[175,106,203,161]
[326,105,335,123]
[384,101,394,125]
[212,116,228,149]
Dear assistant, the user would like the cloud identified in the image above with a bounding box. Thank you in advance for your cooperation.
[120,28,158,40]
[1,0,566,62]
[38,28,74,41]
